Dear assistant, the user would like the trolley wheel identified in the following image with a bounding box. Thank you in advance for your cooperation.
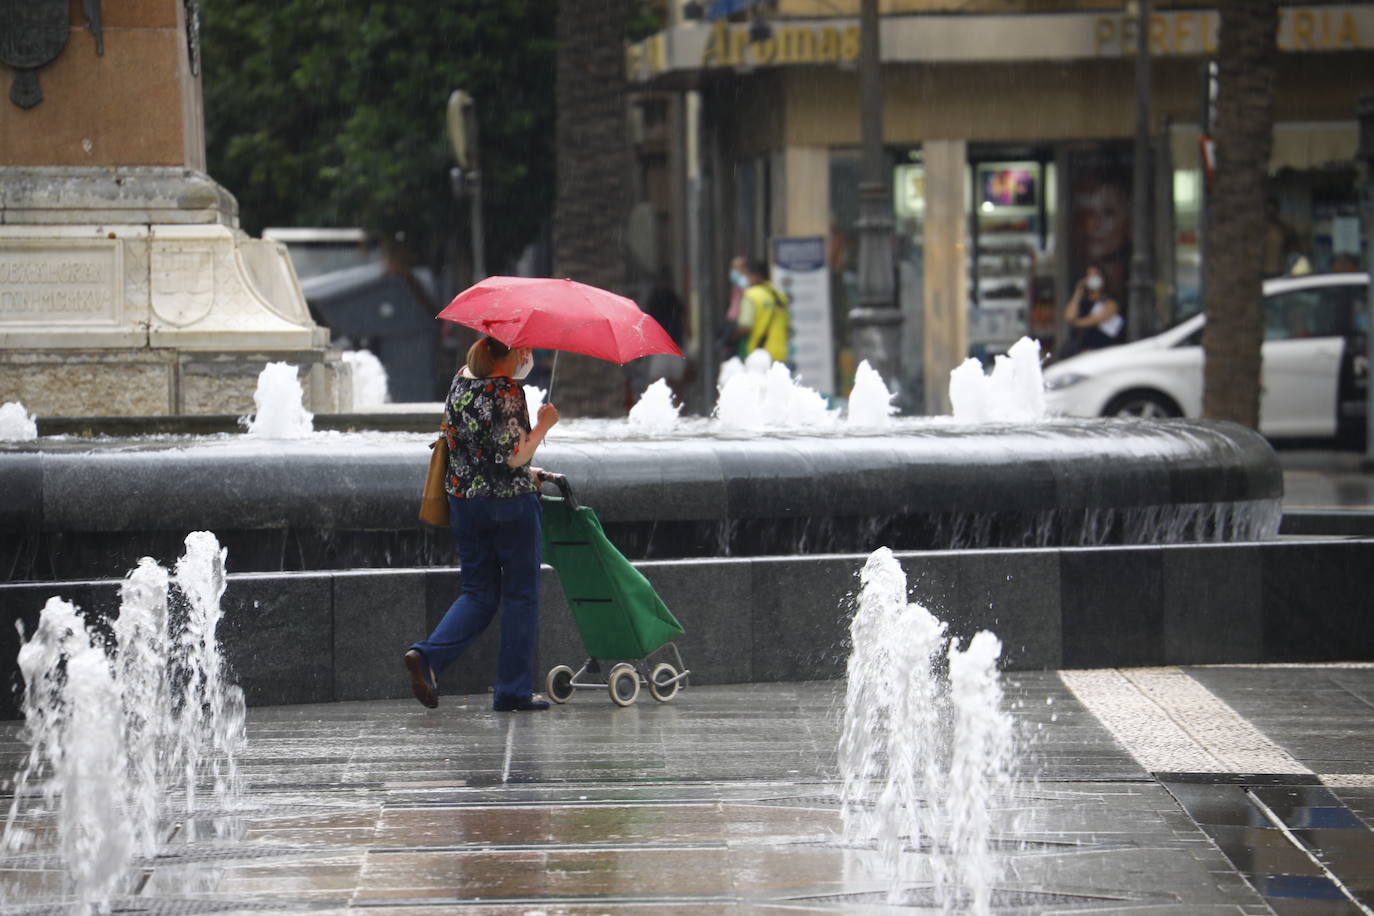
[546,665,575,704]
[608,663,640,707]
[648,662,681,703]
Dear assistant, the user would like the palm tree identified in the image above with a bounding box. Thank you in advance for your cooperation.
[552,0,631,416]
[1201,0,1279,429]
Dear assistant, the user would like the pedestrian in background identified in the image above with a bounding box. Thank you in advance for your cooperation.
[1058,264,1123,360]
[634,266,689,398]
[717,254,749,362]
[733,258,790,364]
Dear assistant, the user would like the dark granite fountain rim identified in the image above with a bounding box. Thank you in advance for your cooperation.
[2,415,1274,449]
[0,418,1283,527]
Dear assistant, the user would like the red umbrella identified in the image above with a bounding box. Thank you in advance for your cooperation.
[436,276,683,365]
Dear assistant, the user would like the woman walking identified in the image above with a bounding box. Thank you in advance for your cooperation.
[405,336,559,711]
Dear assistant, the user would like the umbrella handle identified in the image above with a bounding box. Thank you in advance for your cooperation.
[547,351,559,404]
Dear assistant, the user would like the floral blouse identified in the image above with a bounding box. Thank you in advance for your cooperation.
[442,373,537,499]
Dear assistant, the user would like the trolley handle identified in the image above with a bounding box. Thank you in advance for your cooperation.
[536,470,579,509]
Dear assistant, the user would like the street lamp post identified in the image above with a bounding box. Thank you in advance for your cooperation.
[848,0,901,397]
[1128,0,1156,341]
[447,90,486,282]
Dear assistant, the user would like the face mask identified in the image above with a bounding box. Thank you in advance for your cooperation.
[1086,275,1104,292]
[730,269,750,290]
[512,352,534,380]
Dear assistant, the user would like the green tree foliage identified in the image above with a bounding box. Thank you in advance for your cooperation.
[200,0,556,272]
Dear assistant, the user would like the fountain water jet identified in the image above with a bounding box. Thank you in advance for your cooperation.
[949,336,1047,424]
[242,361,313,438]
[714,351,838,431]
[0,401,37,441]
[628,378,681,432]
[1,532,246,907]
[839,547,1018,912]
[113,558,171,858]
[57,638,135,910]
[846,360,897,427]
[3,598,135,910]
[945,631,1016,914]
[341,350,390,408]
[840,548,948,899]
[170,532,246,836]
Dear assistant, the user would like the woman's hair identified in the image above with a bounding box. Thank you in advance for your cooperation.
[465,336,510,378]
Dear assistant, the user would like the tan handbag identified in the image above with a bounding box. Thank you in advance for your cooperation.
[419,435,451,526]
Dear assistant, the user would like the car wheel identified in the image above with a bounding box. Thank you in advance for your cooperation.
[1102,390,1181,420]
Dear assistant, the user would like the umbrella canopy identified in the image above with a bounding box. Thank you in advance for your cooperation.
[436,276,683,365]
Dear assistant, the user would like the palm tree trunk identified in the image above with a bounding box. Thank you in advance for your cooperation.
[1201,0,1279,429]
[552,0,631,417]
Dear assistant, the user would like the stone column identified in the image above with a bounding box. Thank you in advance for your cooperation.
[782,147,829,238]
[921,139,968,416]
[0,0,341,418]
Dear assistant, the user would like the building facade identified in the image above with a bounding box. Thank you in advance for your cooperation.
[628,1,1374,412]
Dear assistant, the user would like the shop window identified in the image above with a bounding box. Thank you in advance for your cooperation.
[969,156,1054,356]
[894,154,926,398]
[1173,169,1203,322]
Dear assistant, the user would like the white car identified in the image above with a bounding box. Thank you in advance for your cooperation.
[1043,272,1370,440]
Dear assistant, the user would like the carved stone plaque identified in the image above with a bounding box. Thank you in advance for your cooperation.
[150,247,215,326]
[0,240,122,326]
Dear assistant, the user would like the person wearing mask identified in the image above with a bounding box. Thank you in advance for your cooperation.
[716,254,749,361]
[1058,264,1123,360]
[732,258,790,363]
[404,336,560,712]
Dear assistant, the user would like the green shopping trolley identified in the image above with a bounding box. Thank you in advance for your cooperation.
[537,473,690,706]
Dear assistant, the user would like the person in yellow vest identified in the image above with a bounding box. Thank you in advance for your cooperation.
[732,258,790,363]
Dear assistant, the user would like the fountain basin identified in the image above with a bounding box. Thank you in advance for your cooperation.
[0,418,1282,580]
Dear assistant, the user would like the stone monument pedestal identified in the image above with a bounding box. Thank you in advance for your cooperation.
[0,167,349,416]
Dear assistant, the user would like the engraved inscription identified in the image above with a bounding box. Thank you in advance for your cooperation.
[0,242,120,324]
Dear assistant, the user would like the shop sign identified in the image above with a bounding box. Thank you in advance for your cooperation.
[627,5,1374,82]
[626,19,860,81]
[1093,7,1367,57]
[700,20,859,68]
[625,33,667,83]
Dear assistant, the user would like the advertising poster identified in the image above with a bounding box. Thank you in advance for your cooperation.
[772,236,835,396]
[1065,143,1135,310]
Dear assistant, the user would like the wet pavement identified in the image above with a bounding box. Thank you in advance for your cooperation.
[1278,449,1374,511]
[3,666,1374,914]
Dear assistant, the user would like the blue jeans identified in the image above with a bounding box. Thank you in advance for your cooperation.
[411,493,542,706]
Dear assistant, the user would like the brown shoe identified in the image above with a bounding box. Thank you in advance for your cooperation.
[404,650,438,708]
